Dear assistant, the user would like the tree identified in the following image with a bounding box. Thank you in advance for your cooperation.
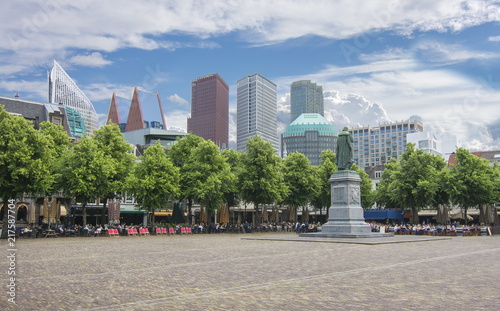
[392,144,444,224]
[351,164,374,209]
[447,148,496,224]
[282,152,318,222]
[183,140,235,223]
[58,137,113,226]
[240,135,284,225]
[221,148,244,222]
[168,134,205,224]
[310,150,337,221]
[92,123,134,223]
[38,121,72,225]
[0,107,53,238]
[127,141,180,225]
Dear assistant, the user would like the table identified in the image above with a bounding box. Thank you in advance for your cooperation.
[43,229,58,238]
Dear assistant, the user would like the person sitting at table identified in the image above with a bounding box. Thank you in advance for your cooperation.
[94,226,102,237]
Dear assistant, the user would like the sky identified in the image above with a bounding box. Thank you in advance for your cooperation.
[1,0,500,151]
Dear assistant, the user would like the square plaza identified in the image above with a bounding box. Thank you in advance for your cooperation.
[2,234,499,311]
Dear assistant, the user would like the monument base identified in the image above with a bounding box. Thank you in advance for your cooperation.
[299,231,394,238]
[300,170,394,239]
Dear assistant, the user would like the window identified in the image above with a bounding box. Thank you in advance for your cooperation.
[51,116,63,125]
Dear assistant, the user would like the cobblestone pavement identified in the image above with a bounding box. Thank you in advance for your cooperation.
[1,233,499,311]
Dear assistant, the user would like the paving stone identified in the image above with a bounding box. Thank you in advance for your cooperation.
[1,233,499,310]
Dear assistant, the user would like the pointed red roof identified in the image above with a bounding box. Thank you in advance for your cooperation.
[125,87,145,132]
[107,92,120,125]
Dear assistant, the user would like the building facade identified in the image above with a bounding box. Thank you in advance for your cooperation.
[406,131,442,156]
[281,113,337,166]
[236,73,279,152]
[290,80,324,123]
[187,73,229,149]
[350,119,424,168]
[48,60,98,136]
[0,95,86,140]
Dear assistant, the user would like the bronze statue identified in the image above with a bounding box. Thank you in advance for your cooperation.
[336,126,353,170]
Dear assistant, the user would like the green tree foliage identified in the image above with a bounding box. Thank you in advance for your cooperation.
[127,141,180,223]
[92,124,135,222]
[168,134,205,223]
[447,147,497,223]
[240,135,284,224]
[221,148,244,208]
[351,163,374,209]
[391,144,445,224]
[282,152,318,222]
[38,121,72,195]
[183,140,235,219]
[0,107,54,238]
[58,137,113,226]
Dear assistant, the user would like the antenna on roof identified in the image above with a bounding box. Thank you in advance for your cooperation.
[14,92,19,98]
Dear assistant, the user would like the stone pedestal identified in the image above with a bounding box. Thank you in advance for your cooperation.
[300,170,393,238]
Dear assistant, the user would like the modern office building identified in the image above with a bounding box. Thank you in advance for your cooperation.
[48,60,98,136]
[187,73,229,149]
[406,131,442,156]
[290,80,324,123]
[236,73,279,152]
[350,119,424,167]
[281,113,337,166]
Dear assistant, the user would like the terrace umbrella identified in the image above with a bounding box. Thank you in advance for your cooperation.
[171,203,185,224]
[199,207,208,224]
[218,204,230,224]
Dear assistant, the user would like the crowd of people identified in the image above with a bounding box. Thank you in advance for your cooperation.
[369,222,490,236]
[15,221,491,238]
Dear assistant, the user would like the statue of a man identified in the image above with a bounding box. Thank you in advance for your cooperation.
[336,126,353,170]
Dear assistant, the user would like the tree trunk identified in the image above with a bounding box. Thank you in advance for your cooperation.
[187,199,193,225]
[101,198,108,225]
[411,207,419,224]
[262,204,268,222]
[254,203,260,225]
[493,204,499,226]
[1,197,12,239]
[82,203,87,227]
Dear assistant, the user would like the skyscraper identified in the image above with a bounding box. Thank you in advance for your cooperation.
[187,73,229,149]
[48,60,98,136]
[237,73,279,152]
[290,80,324,123]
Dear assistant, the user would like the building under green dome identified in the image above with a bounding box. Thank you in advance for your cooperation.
[281,113,338,166]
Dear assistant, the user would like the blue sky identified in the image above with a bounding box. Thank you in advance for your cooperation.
[1,0,499,150]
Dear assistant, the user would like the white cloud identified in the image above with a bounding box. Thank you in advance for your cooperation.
[70,52,112,67]
[488,36,500,42]
[0,80,47,100]
[1,0,498,62]
[82,83,132,102]
[163,110,188,132]
[168,94,188,106]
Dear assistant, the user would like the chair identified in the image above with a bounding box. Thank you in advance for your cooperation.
[155,228,162,235]
[180,227,186,235]
[127,228,138,236]
[168,228,175,235]
[161,228,167,235]
[108,229,119,237]
[186,227,193,234]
